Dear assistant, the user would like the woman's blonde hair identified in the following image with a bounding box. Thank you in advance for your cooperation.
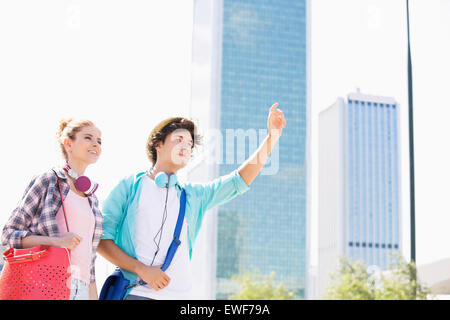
[57,118,96,160]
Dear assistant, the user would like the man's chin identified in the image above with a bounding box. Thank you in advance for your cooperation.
[170,158,189,170]
[177,161,189,169]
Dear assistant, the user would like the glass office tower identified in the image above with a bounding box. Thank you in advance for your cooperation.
[346,93,401,269]
[215,0,309,299]
[318,92,401,295]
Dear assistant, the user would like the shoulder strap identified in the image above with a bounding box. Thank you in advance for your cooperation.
[53,170,70,233]
[161,188,186,271]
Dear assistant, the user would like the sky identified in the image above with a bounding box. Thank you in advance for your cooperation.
[0,0,449,292]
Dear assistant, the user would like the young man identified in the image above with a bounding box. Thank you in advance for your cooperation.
[98,103,286,300]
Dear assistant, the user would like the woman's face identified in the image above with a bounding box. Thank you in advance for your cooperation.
[64,125,102,165]
[156,129,193,169]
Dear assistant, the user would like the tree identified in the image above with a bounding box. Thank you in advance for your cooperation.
[324,254,432,300]
[229,270,296,300]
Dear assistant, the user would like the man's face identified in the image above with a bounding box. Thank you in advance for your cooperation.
[156,129,193,168]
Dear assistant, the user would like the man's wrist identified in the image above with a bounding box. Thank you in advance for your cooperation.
[268,130,281,142]
[133,260,146,276]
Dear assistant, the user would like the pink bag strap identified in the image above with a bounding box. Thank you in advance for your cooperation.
[53,170,70,233]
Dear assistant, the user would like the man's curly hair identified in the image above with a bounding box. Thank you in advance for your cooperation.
[146,117,202,165]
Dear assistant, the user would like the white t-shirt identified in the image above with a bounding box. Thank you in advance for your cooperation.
[130,175,193,300]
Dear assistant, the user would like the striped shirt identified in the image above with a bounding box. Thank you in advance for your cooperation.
[1,167,103,283]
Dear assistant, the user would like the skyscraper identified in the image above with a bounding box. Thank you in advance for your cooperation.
[213,0,310,299]
[318,91,401,296]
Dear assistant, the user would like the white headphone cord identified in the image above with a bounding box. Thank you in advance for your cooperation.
[150,186,170,267]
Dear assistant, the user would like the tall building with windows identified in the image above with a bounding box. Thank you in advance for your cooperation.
[211,0,310,299]
[190,0,310,299]
[318,91,401,296]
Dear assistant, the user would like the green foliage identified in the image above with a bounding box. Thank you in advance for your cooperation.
[324,257,375,300]
[324,254,432,300]
[229,270,296,300]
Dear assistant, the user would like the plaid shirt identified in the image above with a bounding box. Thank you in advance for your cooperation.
[1,167,103,283]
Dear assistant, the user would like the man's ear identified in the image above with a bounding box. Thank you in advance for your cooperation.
[155,140,163,152]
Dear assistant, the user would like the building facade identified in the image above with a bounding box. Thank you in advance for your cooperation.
[318,92,401,296]
[215,0,310,299]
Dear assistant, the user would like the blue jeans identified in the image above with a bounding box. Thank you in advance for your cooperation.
[125,294,154,300]
[69,278,90,300]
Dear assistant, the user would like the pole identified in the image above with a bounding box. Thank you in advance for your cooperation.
[406,0,417,285]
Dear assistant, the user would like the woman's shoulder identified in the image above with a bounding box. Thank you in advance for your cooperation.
[14,168,60,206]
[25,168,59,190]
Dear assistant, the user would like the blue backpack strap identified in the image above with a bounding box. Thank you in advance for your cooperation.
[161,188,186,271]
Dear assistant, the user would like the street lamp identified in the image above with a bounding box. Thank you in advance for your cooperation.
[406,0,416,265]
[406,0,418,300]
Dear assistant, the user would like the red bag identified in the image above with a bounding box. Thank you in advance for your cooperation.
[0,171,72,300]
[0,246,71,300]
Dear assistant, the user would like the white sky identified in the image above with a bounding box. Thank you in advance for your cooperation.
[0,0,449,291]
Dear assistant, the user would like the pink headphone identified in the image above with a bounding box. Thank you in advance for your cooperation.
[63,162,98,196]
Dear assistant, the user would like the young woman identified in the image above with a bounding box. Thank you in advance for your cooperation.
[1,119,104,300]
[98,103,286,300]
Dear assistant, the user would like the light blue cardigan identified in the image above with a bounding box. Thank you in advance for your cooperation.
[101,169,250,285]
